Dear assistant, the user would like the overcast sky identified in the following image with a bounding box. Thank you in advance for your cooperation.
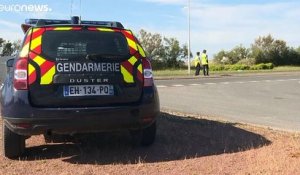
[0,0,299,58]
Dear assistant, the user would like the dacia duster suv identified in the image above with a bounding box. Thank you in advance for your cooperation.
[0,17,160,158]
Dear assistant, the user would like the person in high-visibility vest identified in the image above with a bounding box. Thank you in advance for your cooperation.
[201,49,209,76]
[194,52,201,76]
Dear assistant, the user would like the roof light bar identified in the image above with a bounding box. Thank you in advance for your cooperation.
[24,17,124,28]
[25,19,70,25]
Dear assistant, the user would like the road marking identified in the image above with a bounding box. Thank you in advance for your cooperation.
[220,82,229,84]
[205,83,216,85]
[172,84,184,87]
[189,84,201,86]
[157,78,300,88]
[157,85,167,88]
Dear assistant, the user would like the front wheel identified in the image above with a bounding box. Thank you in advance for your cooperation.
[2,123,25,159]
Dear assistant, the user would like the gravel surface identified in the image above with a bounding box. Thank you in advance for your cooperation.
[1,110,299,175]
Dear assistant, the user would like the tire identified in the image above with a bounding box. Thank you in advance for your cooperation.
[2,123,25,159]
[141,121,156,146]
[130,121,156,147]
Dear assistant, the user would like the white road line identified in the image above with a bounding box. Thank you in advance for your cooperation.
[157,85,167,88]
[189,84,201,86]
[220,82,229,84]
[204,83,216,85]
[157,78,300,88]
[172,84,184,87]
[288,79,300,81]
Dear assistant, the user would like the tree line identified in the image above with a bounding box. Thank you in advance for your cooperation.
[137,29,190,69]
[0,32,189,70]
[213,34,300,66]
[1,32,300,68]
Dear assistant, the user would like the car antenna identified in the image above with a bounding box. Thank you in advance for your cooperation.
[79,0,82,24]
[70,0,82,24]
[70,0,73,17]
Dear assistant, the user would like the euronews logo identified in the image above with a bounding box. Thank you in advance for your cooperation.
[0,4,52,12]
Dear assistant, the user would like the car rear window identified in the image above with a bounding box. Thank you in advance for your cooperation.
[41,30,129,60]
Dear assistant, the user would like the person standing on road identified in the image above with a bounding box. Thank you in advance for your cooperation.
[201,49,209,76]
[194,52,201,76]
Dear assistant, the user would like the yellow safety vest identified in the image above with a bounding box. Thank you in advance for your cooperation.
[194,56,200,67]
[201,53,208,65]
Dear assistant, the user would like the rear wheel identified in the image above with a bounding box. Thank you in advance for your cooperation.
[2,123,25,159]
[130,121,156,147]
[141,121,156,146]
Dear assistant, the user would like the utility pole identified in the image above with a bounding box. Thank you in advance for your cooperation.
[187,0,191,75]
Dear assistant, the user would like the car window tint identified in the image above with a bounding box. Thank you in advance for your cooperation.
[41,30,129,60]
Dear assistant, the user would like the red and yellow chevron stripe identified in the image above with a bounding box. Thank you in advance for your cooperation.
[29,52,55,85]
[30,28,45,54]
[27,27,81,85]
[26,26,145,85]
[28,63,36,85]
[88,27,144,83]
[121,55,143,83]
[46,27,82,31]
[19,29,32,58]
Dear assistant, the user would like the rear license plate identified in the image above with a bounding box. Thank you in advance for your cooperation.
[64,85,114,97]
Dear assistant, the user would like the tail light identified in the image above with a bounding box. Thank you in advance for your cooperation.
[142,58,153,87]
[14,58,28,90]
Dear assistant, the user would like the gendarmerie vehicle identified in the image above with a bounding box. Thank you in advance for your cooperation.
[0,16,160,158]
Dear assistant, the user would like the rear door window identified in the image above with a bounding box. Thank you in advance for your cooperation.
[41,31,130,61]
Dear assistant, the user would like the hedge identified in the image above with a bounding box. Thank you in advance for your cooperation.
[209,63,274,71]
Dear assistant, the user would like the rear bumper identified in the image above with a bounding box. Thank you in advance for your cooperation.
[1,87,160,136]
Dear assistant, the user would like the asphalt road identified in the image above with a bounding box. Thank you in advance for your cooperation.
[156,73,300,132]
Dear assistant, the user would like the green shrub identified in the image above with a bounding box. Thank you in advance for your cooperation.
[151,60,189,70]
[209,64,224,71]
[151,60,166,70]
[237,58,256,66]
[250,63,274,70]
[152,62,274,71]
[210,64,250,71]
[210,63,273,71]
[265,63,274,69]
[228,64,250,71]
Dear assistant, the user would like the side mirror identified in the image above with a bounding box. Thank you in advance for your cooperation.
[6,59,14,68]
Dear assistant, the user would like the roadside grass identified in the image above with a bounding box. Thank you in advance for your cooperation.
[153,66,300,77]
[273,66,300,71]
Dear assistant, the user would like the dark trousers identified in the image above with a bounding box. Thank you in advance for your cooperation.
[195,64,201,76]
[203,65,209,76]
